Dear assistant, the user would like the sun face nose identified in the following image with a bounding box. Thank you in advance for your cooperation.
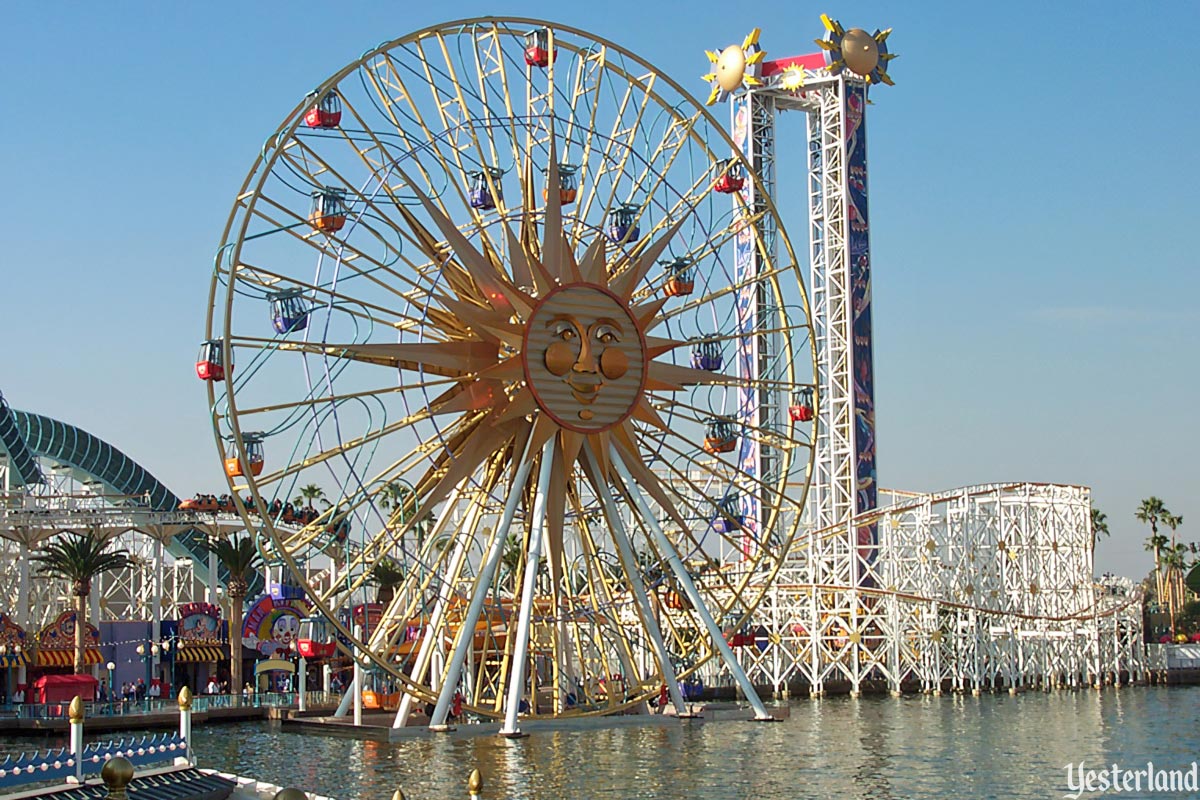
[573,334,599,373]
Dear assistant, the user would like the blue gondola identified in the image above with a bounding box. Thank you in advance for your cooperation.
[608,203,641,244]
[711,494,743,534]
[268,289,310,335]
[691,339,723,371]
[468,168,504,210]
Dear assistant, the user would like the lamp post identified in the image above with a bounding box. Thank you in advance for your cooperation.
[0,644,18,708]
[105,661,115,714]
[135,643,161,711]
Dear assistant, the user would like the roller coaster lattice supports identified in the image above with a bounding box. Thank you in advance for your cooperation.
[708,483,1146,696]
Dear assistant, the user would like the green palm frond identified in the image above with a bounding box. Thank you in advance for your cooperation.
[204,536,263,580]
[33,531,130,590]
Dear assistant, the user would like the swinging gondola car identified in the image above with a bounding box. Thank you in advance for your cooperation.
[268,289,310,335]
[224,433,265,478]
[309,187,347,232]
[467,167,504,210]
[690,339,722,371]
[711,494,743,534]
[661,257,694,298]
[542,163,578,205]
[523,28,555,67]
[304,91,342,129]
[607,203,641,244]
[789,387,814,422]
[713,159,746,194]
[195,339,230,381]
[703,417,738,455]
[297,616,337,659]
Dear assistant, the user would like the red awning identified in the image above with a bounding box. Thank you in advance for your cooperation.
[36,648,102,667]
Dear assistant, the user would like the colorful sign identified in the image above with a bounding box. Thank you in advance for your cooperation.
[731,92,761,556]
[178,602,222,643]
[37,611,99,650]
[0,613,26,652]
[242,593,311,657]
[844,82,878,569]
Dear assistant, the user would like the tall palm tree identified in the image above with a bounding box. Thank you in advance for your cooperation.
[1163,543,1190,636]
[378,481,417,524]
[299,484,325,508]
[1090,508,1110,547]
[1136,497,1171,603]
[1163,513,1185,610]
[33,531,130,674]
[500,532,524,593]
[368,557,405,605]
[205,536,262,695]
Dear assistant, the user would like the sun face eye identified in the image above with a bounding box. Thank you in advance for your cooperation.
[552,322,576,340]
[596,325,620,345]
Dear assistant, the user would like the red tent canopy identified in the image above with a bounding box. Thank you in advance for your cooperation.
[32,673,97,704]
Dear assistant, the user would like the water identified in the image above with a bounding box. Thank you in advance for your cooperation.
[4,688,1198,799]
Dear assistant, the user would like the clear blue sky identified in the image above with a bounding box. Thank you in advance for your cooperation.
[2,1,1195,579]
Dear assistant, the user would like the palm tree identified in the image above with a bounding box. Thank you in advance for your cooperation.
[205,535,262,696]
[1163,542,1190,637]
[33,531,130,674]
[1136,497,1171,603]
[1090,508,1110,547]
[368,557,405,605]
[378,481,416,524]
[299,484,325,509]
[1163,513,1185,610]
[500,532,524,593]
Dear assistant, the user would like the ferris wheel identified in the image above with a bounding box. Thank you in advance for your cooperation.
[203,17,815,727]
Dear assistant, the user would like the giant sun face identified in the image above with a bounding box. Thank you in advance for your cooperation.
[523,283,647,433]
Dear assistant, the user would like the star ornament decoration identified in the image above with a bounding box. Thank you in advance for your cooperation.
[701,28,766,105]
[815,14,897,86]
[288,136,735,561]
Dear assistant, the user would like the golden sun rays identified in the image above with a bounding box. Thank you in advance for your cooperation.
[312,140,735,577]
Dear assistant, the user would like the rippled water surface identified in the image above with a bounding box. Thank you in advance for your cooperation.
[6,687,1199,799]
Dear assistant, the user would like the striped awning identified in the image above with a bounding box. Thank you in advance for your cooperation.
[0,652,27,667]
[175,646,225,663]
[36,648,102,667]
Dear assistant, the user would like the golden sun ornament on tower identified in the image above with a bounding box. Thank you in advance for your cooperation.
[815,14,897,85]
[702,28,766,105]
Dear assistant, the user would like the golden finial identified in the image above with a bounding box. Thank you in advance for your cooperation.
[391,790,405,800]
[468,768,483,797]
[272,790,309,800]
[68,695,85,724]
[101,756,135,800]
[177,686,193,711]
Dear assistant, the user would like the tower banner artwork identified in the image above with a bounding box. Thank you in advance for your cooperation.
[845,82,878,563]
[731,92,761,557]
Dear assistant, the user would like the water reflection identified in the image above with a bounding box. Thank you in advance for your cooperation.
[4,687,1196,799]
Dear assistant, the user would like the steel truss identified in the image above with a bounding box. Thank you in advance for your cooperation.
[707,483,1145,695]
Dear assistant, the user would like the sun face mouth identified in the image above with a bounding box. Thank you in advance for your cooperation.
[566,375,603,404]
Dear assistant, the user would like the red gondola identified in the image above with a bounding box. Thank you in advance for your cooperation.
[195,339,230,381]
[298,617,337,659]
[789,387,814,422]
[304,91,342,129]
[524,28,555,67]
[714,159,746,194]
